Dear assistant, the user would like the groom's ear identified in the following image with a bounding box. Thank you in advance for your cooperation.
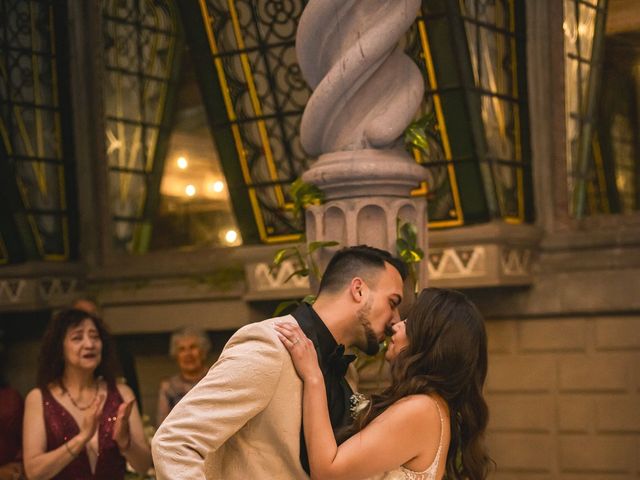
[350,277,365,302]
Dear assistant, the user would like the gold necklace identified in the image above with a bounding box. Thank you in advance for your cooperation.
[61,380,99,411]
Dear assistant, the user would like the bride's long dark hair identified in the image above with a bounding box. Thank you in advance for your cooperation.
[349,287,492,479]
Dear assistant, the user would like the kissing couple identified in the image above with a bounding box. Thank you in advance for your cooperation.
[153,245,491,480]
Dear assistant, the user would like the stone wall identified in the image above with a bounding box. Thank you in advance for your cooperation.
[485,315,640,479]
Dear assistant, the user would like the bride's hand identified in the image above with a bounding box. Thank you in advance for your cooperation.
[274,322,322,382]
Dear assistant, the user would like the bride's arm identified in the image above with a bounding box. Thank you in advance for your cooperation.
[275,323,435,480]
[274,322,338,475]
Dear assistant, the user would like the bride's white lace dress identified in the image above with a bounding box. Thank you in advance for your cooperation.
[371,399,445,480]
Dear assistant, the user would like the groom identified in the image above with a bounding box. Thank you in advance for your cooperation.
[152,245,406,479]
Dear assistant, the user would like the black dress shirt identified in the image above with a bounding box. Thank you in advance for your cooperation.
[291,302,355,475]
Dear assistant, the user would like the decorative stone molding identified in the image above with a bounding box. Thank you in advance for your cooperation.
[252,260,311,290]
[38,277,78,300]
[0,280,26,304]
[0,277,78,308]
[428,222,542,288]
[427,245,535,286]
[428,246,533,281]
[244,259,311,301]
[501,247,533,277]
[428,247,487,280]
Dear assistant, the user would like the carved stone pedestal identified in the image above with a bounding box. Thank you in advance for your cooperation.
[303,148,428,289]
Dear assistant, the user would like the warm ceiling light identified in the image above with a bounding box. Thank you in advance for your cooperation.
[224,229,238,244]
[213,180,225,193]
[177,156,188,169]
[185,184,196,197]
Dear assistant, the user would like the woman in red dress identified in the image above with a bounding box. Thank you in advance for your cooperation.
[22,309,152,480]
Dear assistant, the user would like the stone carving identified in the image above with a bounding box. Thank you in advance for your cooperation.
[38,277,78,300]
[253,260,310,290]
[427,244,534,286]
[428,247,487,279]
[500,248,532,276]
[0,277,78,307]
[297,0,424,155]
[0,280,26,303]
[305,197,426,265]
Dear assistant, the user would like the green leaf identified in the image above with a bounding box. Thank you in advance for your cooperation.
[404,124,430,152]
[404,111,437,155]
[398,221,418,245]
[411,111,437,131]
[283,268,309,284]
[396,238,410,253]
[273,300,300,317]
[272,247,296,267]
[291,179,324,208]
[301,294,317,305]
[404,250,423,263]
[289,178,325,224]
[308,240,340,254]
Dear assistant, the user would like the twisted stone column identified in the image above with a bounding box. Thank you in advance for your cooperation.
[297,0,427,287]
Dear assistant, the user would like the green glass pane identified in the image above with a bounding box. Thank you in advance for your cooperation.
[0,0,72,260]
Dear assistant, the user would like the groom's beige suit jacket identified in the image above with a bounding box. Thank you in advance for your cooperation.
[152,316,309,479]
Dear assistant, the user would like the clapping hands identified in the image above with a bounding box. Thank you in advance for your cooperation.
[112,399,135,452]
[79,394,105,443]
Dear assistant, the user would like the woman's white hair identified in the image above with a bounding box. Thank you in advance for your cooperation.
[169,326,212,357]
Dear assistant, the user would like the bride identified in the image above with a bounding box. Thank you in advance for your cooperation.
[275,287,492,480]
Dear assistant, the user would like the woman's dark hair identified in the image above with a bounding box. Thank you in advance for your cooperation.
[37,309,119,389]
[349,287,492,479]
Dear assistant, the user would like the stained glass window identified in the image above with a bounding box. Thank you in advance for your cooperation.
[566,0,640,216]
[183,0,310,244]
[461,0,527,221]
[0,0,75,262]
[405,12,464,227]
[411,0,533,227]
[563,0,608,216]
[102,0,182,252]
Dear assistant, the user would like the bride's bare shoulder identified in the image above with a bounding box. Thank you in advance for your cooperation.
[381,394,445,425]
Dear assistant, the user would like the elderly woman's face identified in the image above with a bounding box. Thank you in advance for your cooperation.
[63,318,103,371]
[175,336,206,374]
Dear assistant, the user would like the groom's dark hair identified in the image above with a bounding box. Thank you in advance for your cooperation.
[318,245,407,295]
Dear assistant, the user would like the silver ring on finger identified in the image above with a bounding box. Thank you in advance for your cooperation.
[292,337,300,345]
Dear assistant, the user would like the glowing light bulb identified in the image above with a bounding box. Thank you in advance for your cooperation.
[213,180,225,193]
[224,229,238,244]
[177,157,188,169]
[185,184,196,197]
